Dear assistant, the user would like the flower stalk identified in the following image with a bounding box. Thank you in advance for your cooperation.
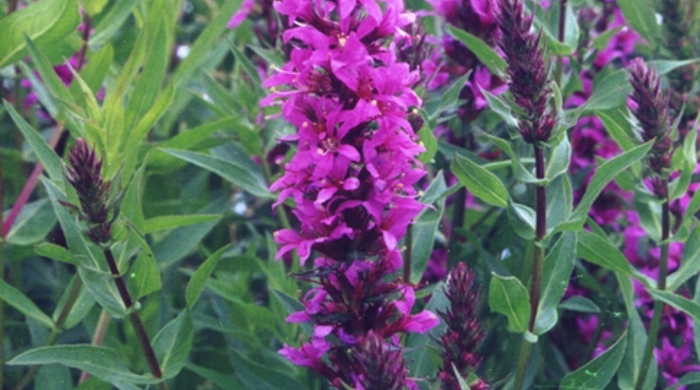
[495,0,557,387]
[64,139,167,389]
[627,58,673,390]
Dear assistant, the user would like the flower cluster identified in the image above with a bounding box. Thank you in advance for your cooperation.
[437,263,487,390]
[64,138,113,245]
[263,0,437,386]
[629,58,673,180]
[496,0,556,143]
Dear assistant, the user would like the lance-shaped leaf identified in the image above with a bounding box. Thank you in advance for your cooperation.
[0,0,80,68]
[153,310,194,379]
[447,26,506,75]
[649,290,700,323]
[565,141,653,230]
[535,232,577,335]
[161,148,272,199]
[410,172,447,283]
[7,345,161,384]
[577,231,653,287]
[452,154,509,208]
[560,330,627,389]
[489,274,530,333]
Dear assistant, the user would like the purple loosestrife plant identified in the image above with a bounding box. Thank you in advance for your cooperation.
[437,263,488,390]
[495,0,557,387]
[628,58,674,390]
[262,0,438,387]
[63,139,166,385]
[495,0,556,144]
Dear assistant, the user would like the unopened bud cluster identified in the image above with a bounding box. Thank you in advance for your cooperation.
[496,0,556,143]
[65,138,113,244]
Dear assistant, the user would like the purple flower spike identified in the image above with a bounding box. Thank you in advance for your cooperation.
[354,331,410,390]
[263,0,435,386]
[437,263,488,390]
[628,58,673,175]
[65,139,113,245]
[496,0,556,143]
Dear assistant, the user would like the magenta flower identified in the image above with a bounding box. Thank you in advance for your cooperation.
[263,0,436,386]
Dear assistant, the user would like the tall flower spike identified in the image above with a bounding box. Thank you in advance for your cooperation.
[496,0,556,143]
[65,138,112,244]
[437,263,488,390]
[628,58,673,176]
[354,331,410,390]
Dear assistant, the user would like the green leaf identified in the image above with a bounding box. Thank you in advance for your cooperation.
[667,225,700,291]
[617,0,658,46]
[24,34,79,116]
[535,232,577,335]
[410,173,446,284]
[481,132,541,184]
[560,330,627,389]
[649,290,700,323]
[558,296,600,313]
[172,0,244,87]
[124,85,177,156]
[229,41,262,94]
[3,101,64,182]
[186,364,245,390]
[153,310,194,379]
[545,175,573,234]
[577,231,651,287]
[545,134,571,181]
[482,89,520,128]
[596,109,637,152]
[634,186,663,243]
[434,72,472,118]
[452,154,509,208]
[489,273,530,333]
[123,19,170,133]
[5,198,57,246]
[186,245,232,308]
[664,373,700,390]
[6,345,160,384]
[78,266,127,318]
[126,228,162,300]
[144,214,221,234]
[90,0,138,46]
[507,201,536,240]
[669,122,697,200]
[230,349,309,390]
[0,0,80,68]
[161,148,272,199]
[447,26,506,75]
[647,58,700,76]
[417,122,438,164]
[0,279,54,329]
[566,141,654,230]
[35,243,79,266]
[453,363,472,390]
[583,69,631,113]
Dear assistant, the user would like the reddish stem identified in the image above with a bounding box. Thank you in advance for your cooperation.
[3,125,63,237]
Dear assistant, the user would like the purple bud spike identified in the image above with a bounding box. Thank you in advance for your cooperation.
[65,138,112,244]
[496,0,556,143]
[628,58,673,175]
[354,331,409,390]
[437,263,488,390]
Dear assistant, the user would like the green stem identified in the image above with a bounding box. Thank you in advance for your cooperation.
[513,337,532,390]
[515,144,547,390]
[634,182,669,390]
[554,0,568,87]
